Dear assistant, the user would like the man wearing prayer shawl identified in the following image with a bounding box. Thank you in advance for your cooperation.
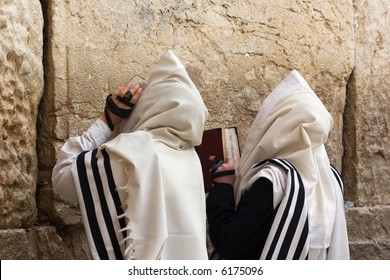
[206,70,350,260]
[52,50,209,260]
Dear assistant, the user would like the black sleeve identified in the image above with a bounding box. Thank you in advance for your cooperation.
[206,177,274,260]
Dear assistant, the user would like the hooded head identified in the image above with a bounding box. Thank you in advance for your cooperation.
[237,70,333,192]
[115,50,208,150]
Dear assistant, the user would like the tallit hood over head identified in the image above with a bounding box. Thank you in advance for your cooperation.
[238,70,333,195]
[115,50,208,150]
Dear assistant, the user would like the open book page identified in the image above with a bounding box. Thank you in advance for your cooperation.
[222,127,240,171]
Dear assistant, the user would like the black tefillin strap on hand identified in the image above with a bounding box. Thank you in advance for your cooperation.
[104,92,135,131]
[210,157,235,181]
[116,90,136,108]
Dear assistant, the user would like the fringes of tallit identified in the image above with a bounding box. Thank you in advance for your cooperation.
[116,162,136,260]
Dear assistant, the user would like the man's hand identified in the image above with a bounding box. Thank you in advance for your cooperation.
[101,81,143,127]
[209,156,236,186]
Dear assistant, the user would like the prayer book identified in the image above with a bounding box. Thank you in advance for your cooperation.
[195,127,241,192]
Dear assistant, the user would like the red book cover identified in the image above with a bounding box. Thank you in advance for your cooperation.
[195,127,240,192]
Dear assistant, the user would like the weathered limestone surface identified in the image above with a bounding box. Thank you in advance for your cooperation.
[0,227,64,259]
[346,207,390,260]
[36,179,82,225]
[343,0,390,207]
[0,226,90,259]
[0,0,43,228]
[341,0,390,259]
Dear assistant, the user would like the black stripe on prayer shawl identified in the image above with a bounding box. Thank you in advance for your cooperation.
[254,158,309,260]
[76,151,109,260]
[76,149,126,260]
[90,149,124,260]
[277,162,306,259]
[290,164,309,260]
[330,165,344,193]
[293,218,309,260]
[264,160,296,259]
[101,149,127,239]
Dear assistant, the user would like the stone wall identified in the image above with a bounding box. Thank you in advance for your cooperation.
[1,0,43,233]
[343,0,390,259]
[0,0,389,259]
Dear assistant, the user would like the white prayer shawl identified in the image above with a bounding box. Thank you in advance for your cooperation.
[71,50,209,260]
[235,70,350,260]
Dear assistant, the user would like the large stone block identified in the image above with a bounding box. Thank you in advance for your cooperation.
[349,240,390,260]
[345,206,390,259]
[0,0,43,228]
[343,0,390,206]
[0,225,91,260]
[36,179,82,225]
[346,206,390,241]
[56,224,92,259]
[0,227,65,259]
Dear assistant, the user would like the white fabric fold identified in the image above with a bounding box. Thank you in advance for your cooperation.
[101,131,168,259]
